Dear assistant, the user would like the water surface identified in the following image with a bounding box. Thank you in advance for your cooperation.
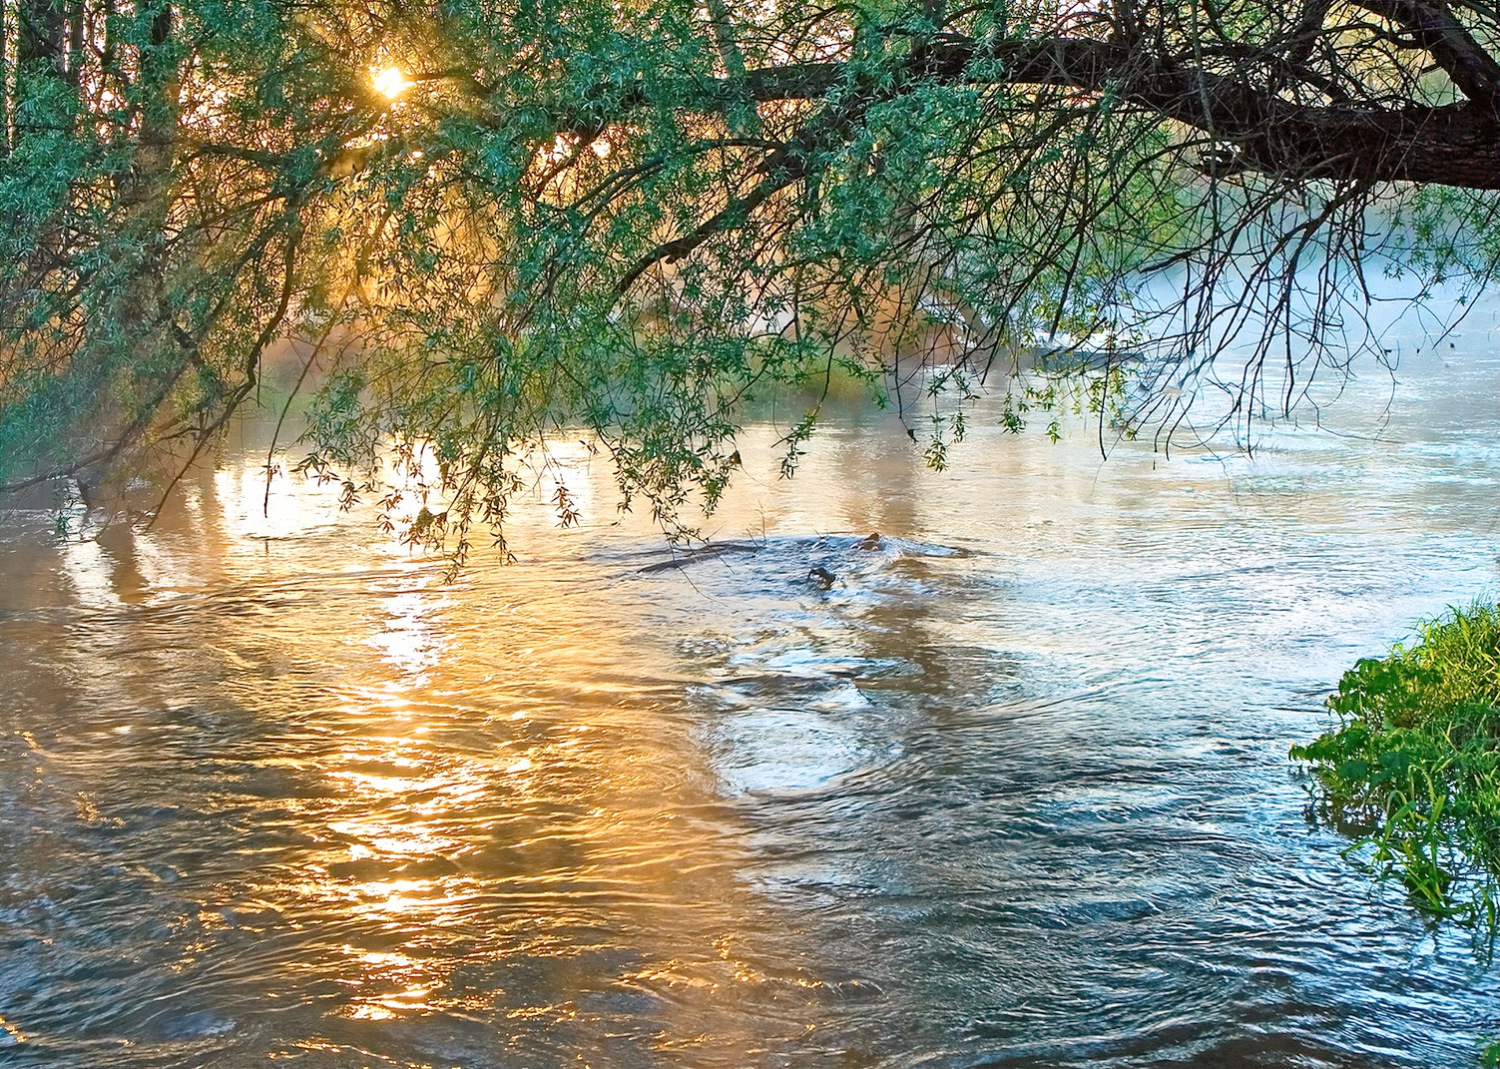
[2,314,1500,1067]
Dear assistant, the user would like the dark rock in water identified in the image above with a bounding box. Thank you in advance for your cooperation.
[1028,345,1144,373]
[809,566,836,590]
[855,532,883,551]
[637,541,761,574]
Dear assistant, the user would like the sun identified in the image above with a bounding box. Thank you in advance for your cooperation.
[372,66,412,100]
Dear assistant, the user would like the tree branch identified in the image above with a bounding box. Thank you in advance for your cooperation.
[1349,0,1500,110]
[717,34,1500,188]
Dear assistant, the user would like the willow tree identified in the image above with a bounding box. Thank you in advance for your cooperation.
[1,0,1498,554]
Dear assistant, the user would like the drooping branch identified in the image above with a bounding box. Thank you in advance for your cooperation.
[12,0,1500,542]
[599,22,1500,299]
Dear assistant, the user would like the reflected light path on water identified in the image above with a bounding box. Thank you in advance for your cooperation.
[2,307,1500,1067]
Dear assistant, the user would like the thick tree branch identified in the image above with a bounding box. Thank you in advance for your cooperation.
[1350,0,1500,110]
[715,35,1500,189]
[604,25,1500,299]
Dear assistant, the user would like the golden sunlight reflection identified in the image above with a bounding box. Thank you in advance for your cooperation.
[39,422,1041,1058]
[369,584,447,680]
[172,484,767,1046]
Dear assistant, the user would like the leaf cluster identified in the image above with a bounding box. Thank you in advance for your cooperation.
[1293,603,1500,945]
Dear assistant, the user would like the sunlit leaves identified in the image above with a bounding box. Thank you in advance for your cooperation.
[5,0,1500,557]
[1294,603,1500,946]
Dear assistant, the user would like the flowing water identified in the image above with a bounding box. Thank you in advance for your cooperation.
[3,311,1500,1068]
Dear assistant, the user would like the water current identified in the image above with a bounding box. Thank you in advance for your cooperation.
[3,308,1500,1067]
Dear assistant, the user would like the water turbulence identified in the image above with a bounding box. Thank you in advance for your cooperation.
[3,318,1500,1066]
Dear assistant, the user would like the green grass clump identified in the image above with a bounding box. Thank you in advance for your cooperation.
[1293,602,1500,939]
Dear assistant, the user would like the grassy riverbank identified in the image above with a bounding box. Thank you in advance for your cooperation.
[1293,603,1500,940]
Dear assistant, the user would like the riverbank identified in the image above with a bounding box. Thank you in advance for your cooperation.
[1294,603,1500,940]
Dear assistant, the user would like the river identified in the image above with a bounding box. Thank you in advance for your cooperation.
[2,305,1499,1067]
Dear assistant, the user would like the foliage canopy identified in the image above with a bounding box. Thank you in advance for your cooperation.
[4,0,1500,550]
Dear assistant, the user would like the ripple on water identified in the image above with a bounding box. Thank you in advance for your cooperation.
[3,353,1500,1067]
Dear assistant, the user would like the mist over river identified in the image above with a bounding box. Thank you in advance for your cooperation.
[3,301,1500,1067]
